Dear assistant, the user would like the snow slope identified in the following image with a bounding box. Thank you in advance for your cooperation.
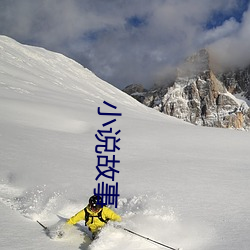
[0,36,250,250]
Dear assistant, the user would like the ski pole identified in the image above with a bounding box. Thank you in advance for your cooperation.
[122,227,180,250]
[37,220,48,231]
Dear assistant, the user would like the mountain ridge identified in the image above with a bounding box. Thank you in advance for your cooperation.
[123,49,250,130]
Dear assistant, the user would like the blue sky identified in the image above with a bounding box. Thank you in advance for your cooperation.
[0,0,249,89]
[205,0,249,28]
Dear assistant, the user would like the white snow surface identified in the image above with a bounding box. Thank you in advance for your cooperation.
[0,35,250,250]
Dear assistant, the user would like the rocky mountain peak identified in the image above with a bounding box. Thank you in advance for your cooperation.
[177,49,210,78]
[123,49,250,130]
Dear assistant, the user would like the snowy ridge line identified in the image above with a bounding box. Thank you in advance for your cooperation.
[0,35,144,110]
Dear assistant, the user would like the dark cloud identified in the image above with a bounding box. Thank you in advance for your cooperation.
[0,0,249,89]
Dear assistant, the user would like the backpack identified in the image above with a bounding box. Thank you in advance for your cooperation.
[84,207,109,226]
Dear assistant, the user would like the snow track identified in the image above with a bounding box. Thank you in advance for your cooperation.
[0,181,64,221]
[0,182,208,250]
[0,183,23,206]
[0,180,181,249]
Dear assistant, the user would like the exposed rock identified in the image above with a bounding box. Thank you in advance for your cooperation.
[122,84,147,103]
[217,66,250,99]
[123,83,146,95]
[123,49,250,130]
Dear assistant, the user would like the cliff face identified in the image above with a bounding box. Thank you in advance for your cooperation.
[123,49,250,130]
[217,66,250,99]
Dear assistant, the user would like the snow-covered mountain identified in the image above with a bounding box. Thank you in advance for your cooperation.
[0,36,250,250]
[124,49,250,130]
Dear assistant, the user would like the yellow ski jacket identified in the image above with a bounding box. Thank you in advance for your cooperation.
[67,206,121,233]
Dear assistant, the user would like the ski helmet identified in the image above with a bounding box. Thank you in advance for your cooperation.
[89,195,102,210]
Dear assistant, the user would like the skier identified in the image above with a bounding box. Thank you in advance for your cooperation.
[66,195,122,239]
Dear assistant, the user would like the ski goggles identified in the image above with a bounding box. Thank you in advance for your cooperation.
[90,204,102,212]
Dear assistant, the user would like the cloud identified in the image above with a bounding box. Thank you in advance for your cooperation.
[0,0,249,89]
[209,4,250,69]
[200,18,240,45]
